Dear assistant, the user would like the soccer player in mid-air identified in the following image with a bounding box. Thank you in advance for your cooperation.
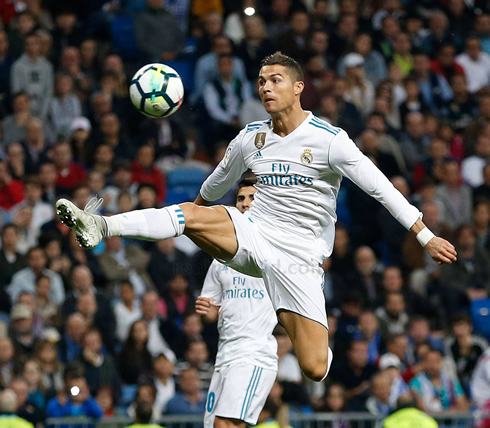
[196,178,278,428]
[56,52,457,383]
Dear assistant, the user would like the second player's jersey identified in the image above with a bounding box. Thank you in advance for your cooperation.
[201,260,278,370]
[201,112,421,263]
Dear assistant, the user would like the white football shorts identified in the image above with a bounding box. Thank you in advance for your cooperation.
[204,362,277,427]
[221,206,329,330]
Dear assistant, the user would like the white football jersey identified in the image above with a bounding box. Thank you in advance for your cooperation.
[201,112,421,263]
[201,260,278,370]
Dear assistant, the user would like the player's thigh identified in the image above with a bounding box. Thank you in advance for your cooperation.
[279,310,329,378]
[206,363,276,426]
[180,203,237,261]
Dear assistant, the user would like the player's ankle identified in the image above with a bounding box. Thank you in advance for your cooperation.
[103,216,120,237]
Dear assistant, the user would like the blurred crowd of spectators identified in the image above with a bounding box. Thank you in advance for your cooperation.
[1,0,490,425]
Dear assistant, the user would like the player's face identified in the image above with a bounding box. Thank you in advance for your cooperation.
[236,186,256,213]
[258,65,303,114]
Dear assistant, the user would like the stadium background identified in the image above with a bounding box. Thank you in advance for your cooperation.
[0,0,490,425]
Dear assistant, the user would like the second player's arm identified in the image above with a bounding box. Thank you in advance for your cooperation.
[329,131,457,264]
[195,296,219,323]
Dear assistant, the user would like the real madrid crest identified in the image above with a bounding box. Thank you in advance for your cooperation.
[301,149,313,164]
[254,133,266,150]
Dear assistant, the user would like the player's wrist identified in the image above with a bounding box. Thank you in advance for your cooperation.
[416,227,435,247]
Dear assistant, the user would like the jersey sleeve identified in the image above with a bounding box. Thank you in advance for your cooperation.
[201,260,224,306]
[328,130,421,230]
[200,128,247,202]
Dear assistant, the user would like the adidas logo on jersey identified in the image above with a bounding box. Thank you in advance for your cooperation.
[253,151,263,160]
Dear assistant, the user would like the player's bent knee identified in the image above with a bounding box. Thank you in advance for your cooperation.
[300,351,330,382]
[214,416,246,428]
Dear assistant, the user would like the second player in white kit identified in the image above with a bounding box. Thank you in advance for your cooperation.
[196,180,278,428]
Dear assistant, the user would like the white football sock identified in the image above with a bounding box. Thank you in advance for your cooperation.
[104,205,185,240]
[321,347,334,382]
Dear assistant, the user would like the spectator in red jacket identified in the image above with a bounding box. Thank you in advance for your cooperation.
[431,44,465,84]
[131,145,166,204]
[0,160,24,211]
[52,141,87,193]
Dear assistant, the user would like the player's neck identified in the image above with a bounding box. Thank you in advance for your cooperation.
[271,106,309,138]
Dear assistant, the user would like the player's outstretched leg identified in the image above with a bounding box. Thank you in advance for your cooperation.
[279,310,333,382]
[56,197,238,261]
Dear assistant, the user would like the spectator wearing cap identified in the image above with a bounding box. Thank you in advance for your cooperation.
[338,33,387,86]
[8,247,64,306]
[456,37,490,94]
[68,117,92,166]
[166,367,206,415]
[379,353,410,406]
[342,53,375,119]
[410,349,468,413]
[49,74,81,140]
[9,304,39,362]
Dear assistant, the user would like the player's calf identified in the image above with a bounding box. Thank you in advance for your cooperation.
[214,417,246,428]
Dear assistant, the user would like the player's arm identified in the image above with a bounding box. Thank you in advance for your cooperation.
[198,260,223,323]
[329,131,457,265]
[196,129,247,205]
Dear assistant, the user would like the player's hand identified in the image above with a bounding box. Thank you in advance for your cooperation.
[195,297,214,315]
[425,237,457,264]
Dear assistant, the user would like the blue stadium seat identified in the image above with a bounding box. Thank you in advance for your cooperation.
[165,189,191,205]
[164,60,195,94]
[470,298,490,341]
[118,384,138,408]
[166,168,209,202]
[111,15,140,61]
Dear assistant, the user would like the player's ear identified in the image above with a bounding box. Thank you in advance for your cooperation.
[294,80,304,96]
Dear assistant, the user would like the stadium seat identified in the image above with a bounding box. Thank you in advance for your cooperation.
[470,298,490,341]
[111,15,140,61]
[164,60,195,94]
[166,168,209,202]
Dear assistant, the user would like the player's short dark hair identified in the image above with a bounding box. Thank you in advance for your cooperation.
[237,177,257,190]
[134,400,153,424]
[260,52,304,82]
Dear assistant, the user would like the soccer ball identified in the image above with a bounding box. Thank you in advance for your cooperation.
[129,63,184,118]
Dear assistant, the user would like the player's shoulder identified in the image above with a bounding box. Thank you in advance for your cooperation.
[307,115,343,138]
[244,118,272,134]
